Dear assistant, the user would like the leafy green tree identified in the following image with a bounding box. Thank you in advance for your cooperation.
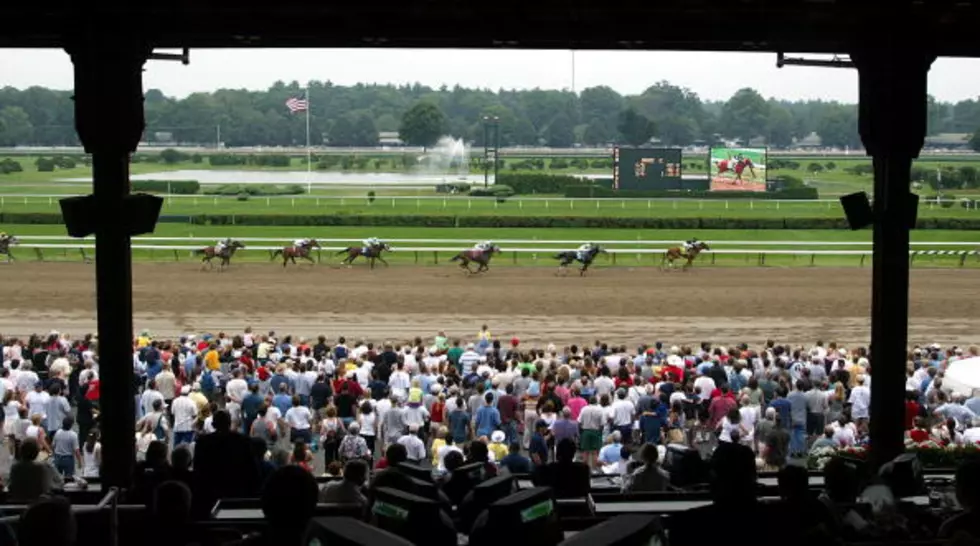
[969,127,980,152]
[35,157,55,172]
[0,106,34,146]
[721,88,769,144]
[816,105,861,149]
[766,104,794,148]
[582,118,613,145]
[544,113,575,148]
[399,101,447,150]
[617,107,656,146]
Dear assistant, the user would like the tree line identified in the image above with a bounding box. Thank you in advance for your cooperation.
[1,80,979,149]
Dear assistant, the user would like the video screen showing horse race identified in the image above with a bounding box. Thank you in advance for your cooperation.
[1,51,980,351]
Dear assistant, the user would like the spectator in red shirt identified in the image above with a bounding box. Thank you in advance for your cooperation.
[496,384,520,445]
[908,417,930,444]
[905,390,921,430]
[709,386,738,429]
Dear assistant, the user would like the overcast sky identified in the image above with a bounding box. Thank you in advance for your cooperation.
[2,48,979,103]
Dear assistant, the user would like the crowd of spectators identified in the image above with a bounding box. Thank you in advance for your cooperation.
[2,328,980,545]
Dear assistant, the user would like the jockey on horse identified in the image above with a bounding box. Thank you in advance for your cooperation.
[338,237,391,268]
[0,232,17,262]
[214,237,232,256]
[272,238,320,267]
[663,238,709,270]
[452,241,500,274]
[555,242,607,276]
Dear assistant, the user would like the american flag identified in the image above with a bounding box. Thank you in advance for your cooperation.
[285,96,308,113]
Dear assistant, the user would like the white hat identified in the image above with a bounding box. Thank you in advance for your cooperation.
[667,355,683,367]
[669,346,680,355]
[491,430,505,443]
[180,385,190,395]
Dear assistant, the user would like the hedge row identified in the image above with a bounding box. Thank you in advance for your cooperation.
[131,180,200,194]
[495,173,591,195]
[6,212,979,231]
[201,184,305,196]
[564,186,819,200]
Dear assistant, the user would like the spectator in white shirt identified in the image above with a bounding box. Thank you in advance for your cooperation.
[388,362,411,394]
[610,389,636,441]
[284,395,314,445]
[171,386,198,446]
[593,369,615,399]
[459,345,481,376]
[25,383,49,424]
[225,369,249,404]
[140,380,165,419]
[15,364,38,395]
[397,424,426,463]
[155,362,177,402]
[849,375,871,421]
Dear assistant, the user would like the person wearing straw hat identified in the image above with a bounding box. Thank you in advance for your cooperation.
[488,430,508,461]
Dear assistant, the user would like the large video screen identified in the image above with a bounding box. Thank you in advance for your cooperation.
[613,147,683,190]
[709,147,767,191]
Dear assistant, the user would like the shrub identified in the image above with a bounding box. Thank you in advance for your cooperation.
[368,190,376,203]
[35,157,55,172]
[52,156,76,169]
[844,163,874,176]
[494,173,586,195]
[201,184,304,196]
[191,154,203,164]
[160,148,186,164]
[435,182,471,194]
[807,162,824,173]
[824,161,836,171]
[208,154,248,166]
[374,159,384,170]
[469,184,514,198]
[340,156,354,170]
[248,154,291,168]
[0,158,23,174]
[549,158,569,169]
[590,159,613,169]
[316,156,340,170]
[237,193,250,201]
[131,180,200,194]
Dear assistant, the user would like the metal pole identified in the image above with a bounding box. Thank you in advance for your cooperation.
[493,118,500,185]
[483,118,490,188]
[306,88,312,194]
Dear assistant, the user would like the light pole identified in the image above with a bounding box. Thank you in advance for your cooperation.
[482,115,499,188]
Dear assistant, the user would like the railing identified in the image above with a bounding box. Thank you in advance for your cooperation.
[9,243,980,267]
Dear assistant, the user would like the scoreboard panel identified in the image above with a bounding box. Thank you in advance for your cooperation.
[613,147,683,190]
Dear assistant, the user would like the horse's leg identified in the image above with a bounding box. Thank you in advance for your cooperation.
[377,256,389,267]
[580,261,590,277]
[304,254,315,265]
[369,257,375,270]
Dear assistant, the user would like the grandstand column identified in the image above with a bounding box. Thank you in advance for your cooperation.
[851,46,935,469]
[67,35,151,489]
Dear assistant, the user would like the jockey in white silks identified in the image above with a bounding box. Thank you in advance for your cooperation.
[215,238,231,254]
[683,238,699,254]
[474,241,494,253]
[363,237,382,254]
[576,242,595,262]
[293,238,311,250]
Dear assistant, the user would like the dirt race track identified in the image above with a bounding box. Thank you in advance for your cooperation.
[2,262,980,348]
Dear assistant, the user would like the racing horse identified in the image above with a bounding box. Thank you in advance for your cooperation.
[554,245,608,276]
[194,240,245,271]
[715,157,756,184]
[271,239,321,268]
[662,241,710,270]
[0,235,18,263]
[451,245,501,275]
[338,242,392,269]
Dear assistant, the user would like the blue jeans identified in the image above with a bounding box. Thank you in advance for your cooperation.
[174,431,195,446]
[789,424,807,456]
[54,454,75,478]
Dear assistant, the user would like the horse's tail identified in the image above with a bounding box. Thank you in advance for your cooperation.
[450,253,463,262]
[336,247,352,255]
[192,248,206,256]
[270,249,283,260]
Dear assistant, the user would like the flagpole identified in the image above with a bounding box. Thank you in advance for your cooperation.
[305,88,312,194]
